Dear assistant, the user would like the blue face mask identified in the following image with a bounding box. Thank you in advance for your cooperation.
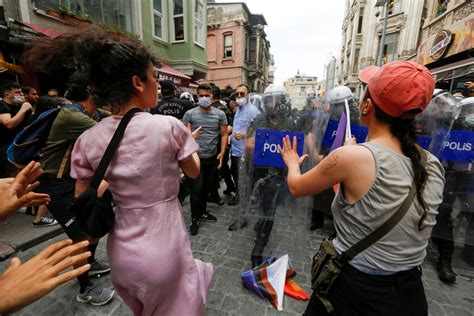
[311,109,323,119]
[199,97,212,108]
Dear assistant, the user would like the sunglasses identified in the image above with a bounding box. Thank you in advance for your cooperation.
[236,92,246,97]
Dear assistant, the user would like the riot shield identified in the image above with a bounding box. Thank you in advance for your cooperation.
[237,88,315,267]
[417,92,473,247]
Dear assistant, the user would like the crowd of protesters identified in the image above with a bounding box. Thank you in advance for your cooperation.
[0,25,473,316]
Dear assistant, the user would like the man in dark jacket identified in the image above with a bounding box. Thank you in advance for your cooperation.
[150,80,193,120]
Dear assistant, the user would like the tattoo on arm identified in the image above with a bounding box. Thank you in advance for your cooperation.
[320,152,339,175]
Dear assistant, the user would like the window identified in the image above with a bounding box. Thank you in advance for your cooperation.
[435,0,449,17]
[382,33,399,64]
[194,0,205,46]
[249,37,257,62]
[172,0,185,41]
[353,48,360,73]
[357,8,364,34]
[388,0,402,15]
[152,0,165,40]
[300,87,306,93]
[224,34,233,58]
[36,0,134,33]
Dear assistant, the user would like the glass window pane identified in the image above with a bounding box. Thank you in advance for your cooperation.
[36,0,61,11]
[195,2,203,21]
[173,0,183,15]
[174,16,184,40]
[154,14,162,38]
[153,0,162,13]
[224,35,232,46]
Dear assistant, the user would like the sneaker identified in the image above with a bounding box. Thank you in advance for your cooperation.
[32,217,58,228]
[200,212,217,222]
[190,218,199,236]
[76,284,115,306]
[89,260,111,277]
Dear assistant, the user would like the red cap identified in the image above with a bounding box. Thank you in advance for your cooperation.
[359,61,435,118]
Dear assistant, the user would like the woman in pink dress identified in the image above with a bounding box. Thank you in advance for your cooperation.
[24,27,213,315]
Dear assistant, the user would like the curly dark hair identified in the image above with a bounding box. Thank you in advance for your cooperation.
[22,26,158,110]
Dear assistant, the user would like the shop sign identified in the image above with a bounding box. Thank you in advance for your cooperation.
[430,30,454,60]
[158,73,182,86]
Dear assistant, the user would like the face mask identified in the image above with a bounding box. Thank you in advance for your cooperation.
[198,97,212,108]
[236,97,247,106]
[465,114,474,126]
[13,96,25,104]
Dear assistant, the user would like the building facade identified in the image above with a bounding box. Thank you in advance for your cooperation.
[337,0,427,97]
[415,0,473,93]
[141,0,208,85]
[0,0,208,94]
[205,1,270,93]
[284,72,319,110]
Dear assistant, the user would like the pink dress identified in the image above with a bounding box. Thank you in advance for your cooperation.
[70,112,213,316]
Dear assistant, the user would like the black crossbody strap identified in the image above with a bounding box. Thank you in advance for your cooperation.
[90,108,141,189]
[340,149,428,263]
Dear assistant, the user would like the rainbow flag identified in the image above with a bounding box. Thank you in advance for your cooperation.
[242,255,289,310]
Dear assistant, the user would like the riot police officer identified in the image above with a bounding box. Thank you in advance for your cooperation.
[242,86,298,267]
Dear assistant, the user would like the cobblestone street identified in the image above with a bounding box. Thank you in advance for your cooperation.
[2,192,474,316]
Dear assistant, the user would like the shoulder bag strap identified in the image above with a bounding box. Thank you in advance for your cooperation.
[56,143,73,179]
[339,149,428,264]
[90,108,141,189]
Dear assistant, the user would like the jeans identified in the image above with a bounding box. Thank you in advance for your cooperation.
[188,156,218,220]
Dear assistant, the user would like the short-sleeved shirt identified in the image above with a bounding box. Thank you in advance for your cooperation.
[231,101,260,157]
[212,101,233,126]
[0,101,31,145]
[40,106,96,176]
[150,97,194,120]
[182,106,227,158]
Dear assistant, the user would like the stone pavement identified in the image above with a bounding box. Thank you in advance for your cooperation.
[1,192,473,315]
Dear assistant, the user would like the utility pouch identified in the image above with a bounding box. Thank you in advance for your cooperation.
[311,240,344,293]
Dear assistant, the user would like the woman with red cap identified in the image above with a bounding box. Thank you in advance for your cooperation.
[279,61,445,315]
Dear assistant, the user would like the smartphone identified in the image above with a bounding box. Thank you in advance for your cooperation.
[456,82,466,89]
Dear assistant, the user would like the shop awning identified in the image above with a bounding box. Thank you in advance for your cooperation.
[155,64,191,87]
[431,57,474,81]
[14,20,62,38]
[156,64,190,80]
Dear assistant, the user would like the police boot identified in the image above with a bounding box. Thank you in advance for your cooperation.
[251,233,269,268]
[437,251,456,284]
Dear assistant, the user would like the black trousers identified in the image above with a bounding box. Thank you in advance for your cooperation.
[304,265,427,316]
[432,170,471,252]
[230,156,241,196]
[220,146,235,192]
[188,156,218,220]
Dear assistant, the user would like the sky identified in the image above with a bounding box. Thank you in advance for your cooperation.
[217,0,346,85]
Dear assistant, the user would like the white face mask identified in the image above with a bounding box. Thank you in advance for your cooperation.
[198,97,212,108]
[13,95,25,104]
[236,97,247,106]
[465,114,474,126]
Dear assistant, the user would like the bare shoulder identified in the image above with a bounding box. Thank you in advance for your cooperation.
[330,144,374,165]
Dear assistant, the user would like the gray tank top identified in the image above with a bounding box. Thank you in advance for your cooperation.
[332,142,445,273]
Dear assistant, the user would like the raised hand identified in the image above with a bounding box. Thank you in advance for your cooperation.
[0,240,91,314]
[278,135,308,168]
[0,161,50,220]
